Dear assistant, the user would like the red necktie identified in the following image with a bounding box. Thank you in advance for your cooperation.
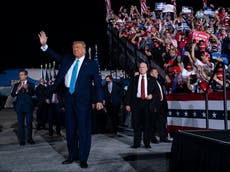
[141,75,145,100]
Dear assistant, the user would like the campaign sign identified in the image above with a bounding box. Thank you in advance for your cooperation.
[162,4,175,13]
[204,7,215,17]
[212,53,229,65]
[155,2,166,11]
[193,30,210,45]
[182,6,192,14]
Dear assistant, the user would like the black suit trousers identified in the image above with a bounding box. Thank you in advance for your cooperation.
[132,99,151,146]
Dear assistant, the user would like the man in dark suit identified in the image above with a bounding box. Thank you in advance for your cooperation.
[38,31,103,168]
[35,78,48,130]
[46,85,64,137]
[125,62,159,148]
[11,69,35,145]
[150,68,170,143]
[103,75,122,135]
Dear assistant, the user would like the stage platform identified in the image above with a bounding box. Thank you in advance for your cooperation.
[170,129,230,172]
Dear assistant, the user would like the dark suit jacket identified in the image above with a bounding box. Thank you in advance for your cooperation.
[44,48,103,105]
[35,84,49,104]
[125,75,159,111]
[11,82,35,113]
[103,81,122,107]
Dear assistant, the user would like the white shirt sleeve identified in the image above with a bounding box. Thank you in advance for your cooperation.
[40,44,48,51]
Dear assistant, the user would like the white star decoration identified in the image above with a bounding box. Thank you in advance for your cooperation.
[212,112,217,118]
[176,111,180,116]
[193,112,197,117]
[168,111,172,116]
[184,111,188,117]
[202,112,206,118]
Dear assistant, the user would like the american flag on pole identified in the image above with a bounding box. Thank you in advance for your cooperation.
[203,0,207,8]
[171,0,176,12]
[41,64,44,80]
[94,45,102,81]
[44,64,50,86]
[167,92,230,132]
[140,0,148,15]
[105,0,111,17]
[171,0,176,6]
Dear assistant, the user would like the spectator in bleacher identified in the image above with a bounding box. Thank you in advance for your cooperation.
[108,3,230,94]
[172,74,191,93]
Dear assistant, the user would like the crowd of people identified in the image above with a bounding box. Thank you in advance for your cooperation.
[107,3,230,94]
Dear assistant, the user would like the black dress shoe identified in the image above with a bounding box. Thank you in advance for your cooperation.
[144,144,151,148]
[80,161,88,168]
[27,139,35,144]
[20,141,25,146]
[62,158,74,164]
[130,145,140,148]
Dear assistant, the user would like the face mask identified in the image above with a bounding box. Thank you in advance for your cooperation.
[199,45,206,51]
[154,43,159,48]
[170,55,176,59]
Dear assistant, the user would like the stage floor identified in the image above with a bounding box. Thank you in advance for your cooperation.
[0,109,171,172]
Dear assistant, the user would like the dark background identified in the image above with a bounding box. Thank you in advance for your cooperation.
[0,0,229,72]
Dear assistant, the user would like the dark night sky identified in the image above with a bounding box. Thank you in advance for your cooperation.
[1,0,229,72]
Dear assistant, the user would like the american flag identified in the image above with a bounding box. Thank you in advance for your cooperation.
[52,61,57,79]
[48,63,53,84]
[40,64,44,80]
[171,0,176,6]
[94,45,102,81]
[44,64,50,86]
[140,0,148,15]
[203,0,207,8]
[105,0,111,17]
[167,92,230,132]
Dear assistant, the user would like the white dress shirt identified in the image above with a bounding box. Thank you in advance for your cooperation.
[137,74,147,98]
[108,82,113,93]
[41,44,85,88]
[156,80,163,101]
[65,56,85,88]
[16,80,28,94]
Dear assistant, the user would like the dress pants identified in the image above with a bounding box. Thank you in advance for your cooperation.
[48,103,61,135]
[106,102,120,133]
[153,100,168,140]
[17,111,33,142]
[64,93,91,162]
[132,99,151,146]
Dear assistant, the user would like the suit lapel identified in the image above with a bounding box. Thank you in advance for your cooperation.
[76,57,89,84]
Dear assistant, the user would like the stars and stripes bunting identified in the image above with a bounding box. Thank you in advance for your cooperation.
[167,92,230,132]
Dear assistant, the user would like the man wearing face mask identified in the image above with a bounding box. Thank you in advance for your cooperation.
[144,40,164,69]
[103,75,122,135]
